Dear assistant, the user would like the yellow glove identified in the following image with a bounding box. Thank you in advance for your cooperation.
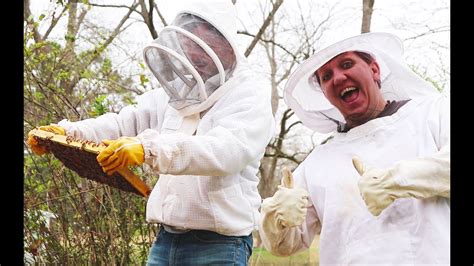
[27,124,66,155]
[38,125,66,135]
[97,137,145,175]
[261,168,310,229]
[353,149,450,216]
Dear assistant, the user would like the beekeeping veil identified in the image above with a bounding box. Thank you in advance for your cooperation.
[284,32,440,133]
[143,0,240,116]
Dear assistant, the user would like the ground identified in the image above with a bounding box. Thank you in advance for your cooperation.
[249,235,320,265]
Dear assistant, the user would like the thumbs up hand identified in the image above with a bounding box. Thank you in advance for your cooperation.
[352,157,397,216]
[261,167,310,228]
[281,167,294,188]
[353,152,451,217]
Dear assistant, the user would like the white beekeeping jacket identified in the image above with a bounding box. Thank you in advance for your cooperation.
[261,94,450,264]
[140,61,274,236]
[60,59,275,236]
[59,0,275,236]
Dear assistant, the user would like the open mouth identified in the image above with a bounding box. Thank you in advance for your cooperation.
[340,87,360,103]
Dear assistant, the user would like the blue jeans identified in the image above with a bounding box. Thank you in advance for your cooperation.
[147,227,253,265]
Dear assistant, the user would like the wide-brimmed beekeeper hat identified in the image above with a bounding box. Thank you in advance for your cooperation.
[284,32,439,133]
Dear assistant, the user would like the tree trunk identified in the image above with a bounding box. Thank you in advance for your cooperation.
[361,0,375,33]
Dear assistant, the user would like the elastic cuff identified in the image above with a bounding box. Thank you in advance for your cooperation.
[137,134,153,160]
[57,119,74,136]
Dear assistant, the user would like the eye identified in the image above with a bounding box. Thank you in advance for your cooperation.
[341,60,353,69]
[321,72,332,82]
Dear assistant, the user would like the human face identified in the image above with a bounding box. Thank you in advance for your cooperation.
[316,51,386,127]
[180,23,235,79]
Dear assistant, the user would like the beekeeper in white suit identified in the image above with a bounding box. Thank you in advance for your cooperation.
[259,32,450,265]
[27,0,274,264]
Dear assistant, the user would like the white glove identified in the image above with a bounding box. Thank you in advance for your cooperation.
[261,169,309,230]
[261,168,310,228]
[259,168,316,256]
[353,144,450,216]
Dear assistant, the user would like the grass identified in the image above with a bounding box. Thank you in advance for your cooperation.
[249,235,320,265]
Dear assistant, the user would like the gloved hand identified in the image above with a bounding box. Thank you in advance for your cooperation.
[97,137,145,175]
[37,125,66,135]
[27,124,66,155]
[259,168,311,256]
[353,148,450,216]
[352,157,398,216]
[261,168,310,229]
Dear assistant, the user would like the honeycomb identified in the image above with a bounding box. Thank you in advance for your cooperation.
[30,129,151,197]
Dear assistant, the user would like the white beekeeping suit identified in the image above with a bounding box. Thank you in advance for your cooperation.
[259,32,450,264]
[58,0,275,236]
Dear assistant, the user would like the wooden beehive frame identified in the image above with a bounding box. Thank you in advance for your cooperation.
[29,129,152,198]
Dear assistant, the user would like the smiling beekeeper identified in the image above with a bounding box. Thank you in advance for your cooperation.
[258,32,450,265]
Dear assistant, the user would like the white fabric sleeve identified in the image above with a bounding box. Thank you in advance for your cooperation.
[392,144,449,199]
[392,94,450,198]
[58,90,168,143]
[259,166,321,256]
[393,95,451,198]
[137,87,275,176]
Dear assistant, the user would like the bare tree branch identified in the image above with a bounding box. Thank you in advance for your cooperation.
[64,3,139,93]
[264,152,300,164]
[76,8,88,32]
[43,7,69,41]
[139,0,158,39]
[238,30,298,60]
[87,3,140,65]
[88,2,141,15]
[244,0,284,57]
[153,2,168,27]
[404,26,450,41]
